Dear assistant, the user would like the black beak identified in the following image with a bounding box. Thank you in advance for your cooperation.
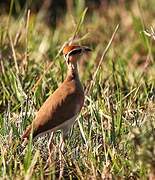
[83,46,92,52]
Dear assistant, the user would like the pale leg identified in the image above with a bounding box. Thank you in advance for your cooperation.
[58,130,69,180]
[58,134,65,180]
[47,132,54,165]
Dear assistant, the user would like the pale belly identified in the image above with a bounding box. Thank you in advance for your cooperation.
[34,114,79,139]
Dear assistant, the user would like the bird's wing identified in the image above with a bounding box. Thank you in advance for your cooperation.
[22,81,84,139]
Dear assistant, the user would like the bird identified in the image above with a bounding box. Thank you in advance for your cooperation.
[21,44,91,148]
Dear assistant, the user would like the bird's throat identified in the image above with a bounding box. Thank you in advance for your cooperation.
[67,63,79,80]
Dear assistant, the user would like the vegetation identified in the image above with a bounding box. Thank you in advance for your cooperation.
[0,0,155,179]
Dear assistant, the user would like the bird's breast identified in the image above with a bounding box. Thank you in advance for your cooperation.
[75,93,84,113]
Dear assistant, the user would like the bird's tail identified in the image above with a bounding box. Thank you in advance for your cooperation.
[16,125,32,155]
[21,125,32,140]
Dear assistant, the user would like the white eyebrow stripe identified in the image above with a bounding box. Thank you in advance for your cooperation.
[68,47,83,56]
[64,48,82,62]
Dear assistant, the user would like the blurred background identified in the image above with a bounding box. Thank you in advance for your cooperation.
[0,0,133,27]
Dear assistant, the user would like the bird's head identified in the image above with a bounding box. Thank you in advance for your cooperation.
[63,45,91,65]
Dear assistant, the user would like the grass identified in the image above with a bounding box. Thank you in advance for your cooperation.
[0,0,155,179]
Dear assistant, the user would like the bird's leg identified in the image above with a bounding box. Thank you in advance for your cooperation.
[47,132,54,165]
[59,135,65,153]
[58,133,65,180]
[58,130,69,180]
